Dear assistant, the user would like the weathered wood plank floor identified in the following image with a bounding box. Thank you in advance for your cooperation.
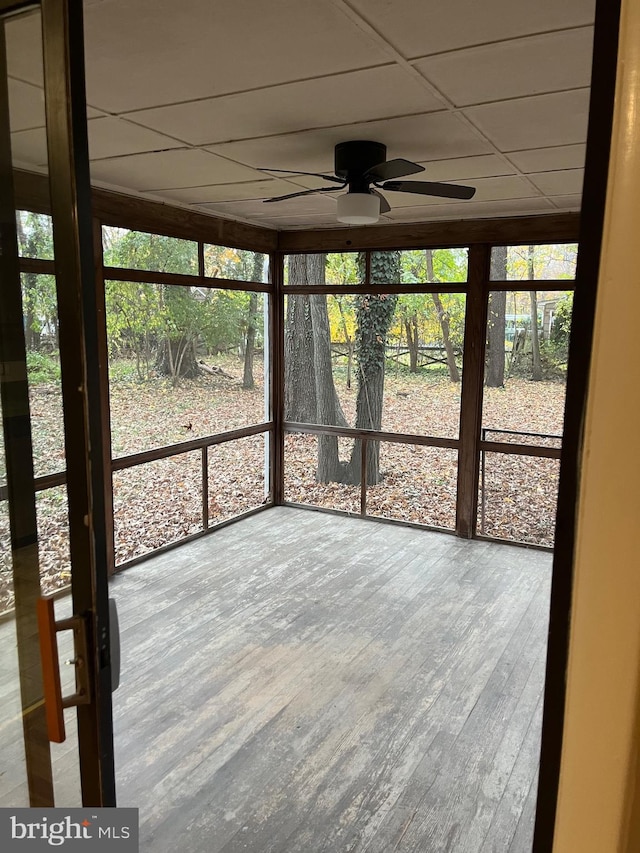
[112,508,551,853]
[1,507,551,852]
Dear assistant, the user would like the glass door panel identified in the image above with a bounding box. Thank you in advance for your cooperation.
[0,0,115,807]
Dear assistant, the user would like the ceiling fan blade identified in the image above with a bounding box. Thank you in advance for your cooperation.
[257,167,344,185]
[263,185,345,203]
[371,189,391,214]
[365,158,425,182]
[382,180,476,200]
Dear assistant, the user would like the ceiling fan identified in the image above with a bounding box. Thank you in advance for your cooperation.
[259,140,476,224]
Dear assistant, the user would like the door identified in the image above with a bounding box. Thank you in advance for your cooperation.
[0,0,115,807]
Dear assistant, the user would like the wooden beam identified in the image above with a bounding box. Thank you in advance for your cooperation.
[533,0,622,846]
[277,213,580,253]
[103,265,271,292]
[92,189,277,254]
[284,422,459,450]
[271,252,285,504]
[455,243,491,538]
[92,217,116,577]
[13,168,278,253]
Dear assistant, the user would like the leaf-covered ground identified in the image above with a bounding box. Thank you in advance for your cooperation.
[0,360,566,614]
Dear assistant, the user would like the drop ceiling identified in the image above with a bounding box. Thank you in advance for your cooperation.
[6,0,594,231]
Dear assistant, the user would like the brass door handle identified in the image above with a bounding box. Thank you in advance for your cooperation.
[37,597,91,743]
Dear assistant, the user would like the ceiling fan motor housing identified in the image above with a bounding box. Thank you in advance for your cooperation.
[334,141,387,182]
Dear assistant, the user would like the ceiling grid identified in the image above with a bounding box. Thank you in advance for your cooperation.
[6,0,595,229]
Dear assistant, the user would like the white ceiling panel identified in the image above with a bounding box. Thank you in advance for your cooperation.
[244,213,341,228]
[88,118,184,161]
[82,0,390,113]
[90,149,261,192]
[507,144,587,173]
[414,28,593,107]
[10,115,175,167]
[420,154,515,181]
[125,65,442,146]
[464,89,591,151]
[8,79,45,132]
[382,175,536,210]
[529,169,584,196]
[147,179,306,205]
[348,0,595,59]
[208,112,492,175]
[11,127,47,166]
[201,193,337,220]
[548,194,583,210]
[5,10,43,86]
[385,196,554,222]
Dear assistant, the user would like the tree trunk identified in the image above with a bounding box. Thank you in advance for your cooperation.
[242,254,264,389]
[335,296,353,389]
[284,254,347,427]
[155,336,199,383]
[309,293,342,482]
[284,293,316,422]
[527,247,543,381]
[243,292,257,389]
[486,246,507,387]
[404,314,419,373]
[431,293,460,383]
[423,249,460,383]
[344,252,399,485]
[529,290,543,380]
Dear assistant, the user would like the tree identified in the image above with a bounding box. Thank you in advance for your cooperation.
[242,253,264,390]
[550,292,573,351]
[425,250,459,383]
[343,252,399,485]
[16,212,58,351]
[155,285,202,383]
[527,246,543,381]
[105,281,162,380]
[284,254,346,482]
[284,256,319,422]
[331,295,355,388]
[486,246,507,387]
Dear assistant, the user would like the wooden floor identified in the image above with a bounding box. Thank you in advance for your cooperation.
[2,507,552,852]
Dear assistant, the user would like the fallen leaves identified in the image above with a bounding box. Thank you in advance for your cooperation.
[0,362,566,614]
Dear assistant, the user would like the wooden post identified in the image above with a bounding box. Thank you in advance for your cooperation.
[455,244,490,538]
[92,217,115,576]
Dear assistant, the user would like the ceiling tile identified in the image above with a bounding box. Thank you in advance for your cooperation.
[208,112,491,174]
[11,127,47,166]
[507,144,586,173]
[464,89,591,151]
[125,65,442,146]
[529,169,584,195]
[420,154,515,181]
[549,194,582,210]
[348,0,595,59]
[9,110,138,167]
[383,175,536,209]
[149,179,306,205]
[200,193,337,220]
[414,28,593,107]
[385,196,555,221]
[247,213,341,229]
[88,117,184,160]
[8,79,46,132]
[90,149,261,192]
[5,11,43,85]
[81,0,391,113]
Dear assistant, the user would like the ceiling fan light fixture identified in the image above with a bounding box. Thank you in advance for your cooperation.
[336,192,380,225]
